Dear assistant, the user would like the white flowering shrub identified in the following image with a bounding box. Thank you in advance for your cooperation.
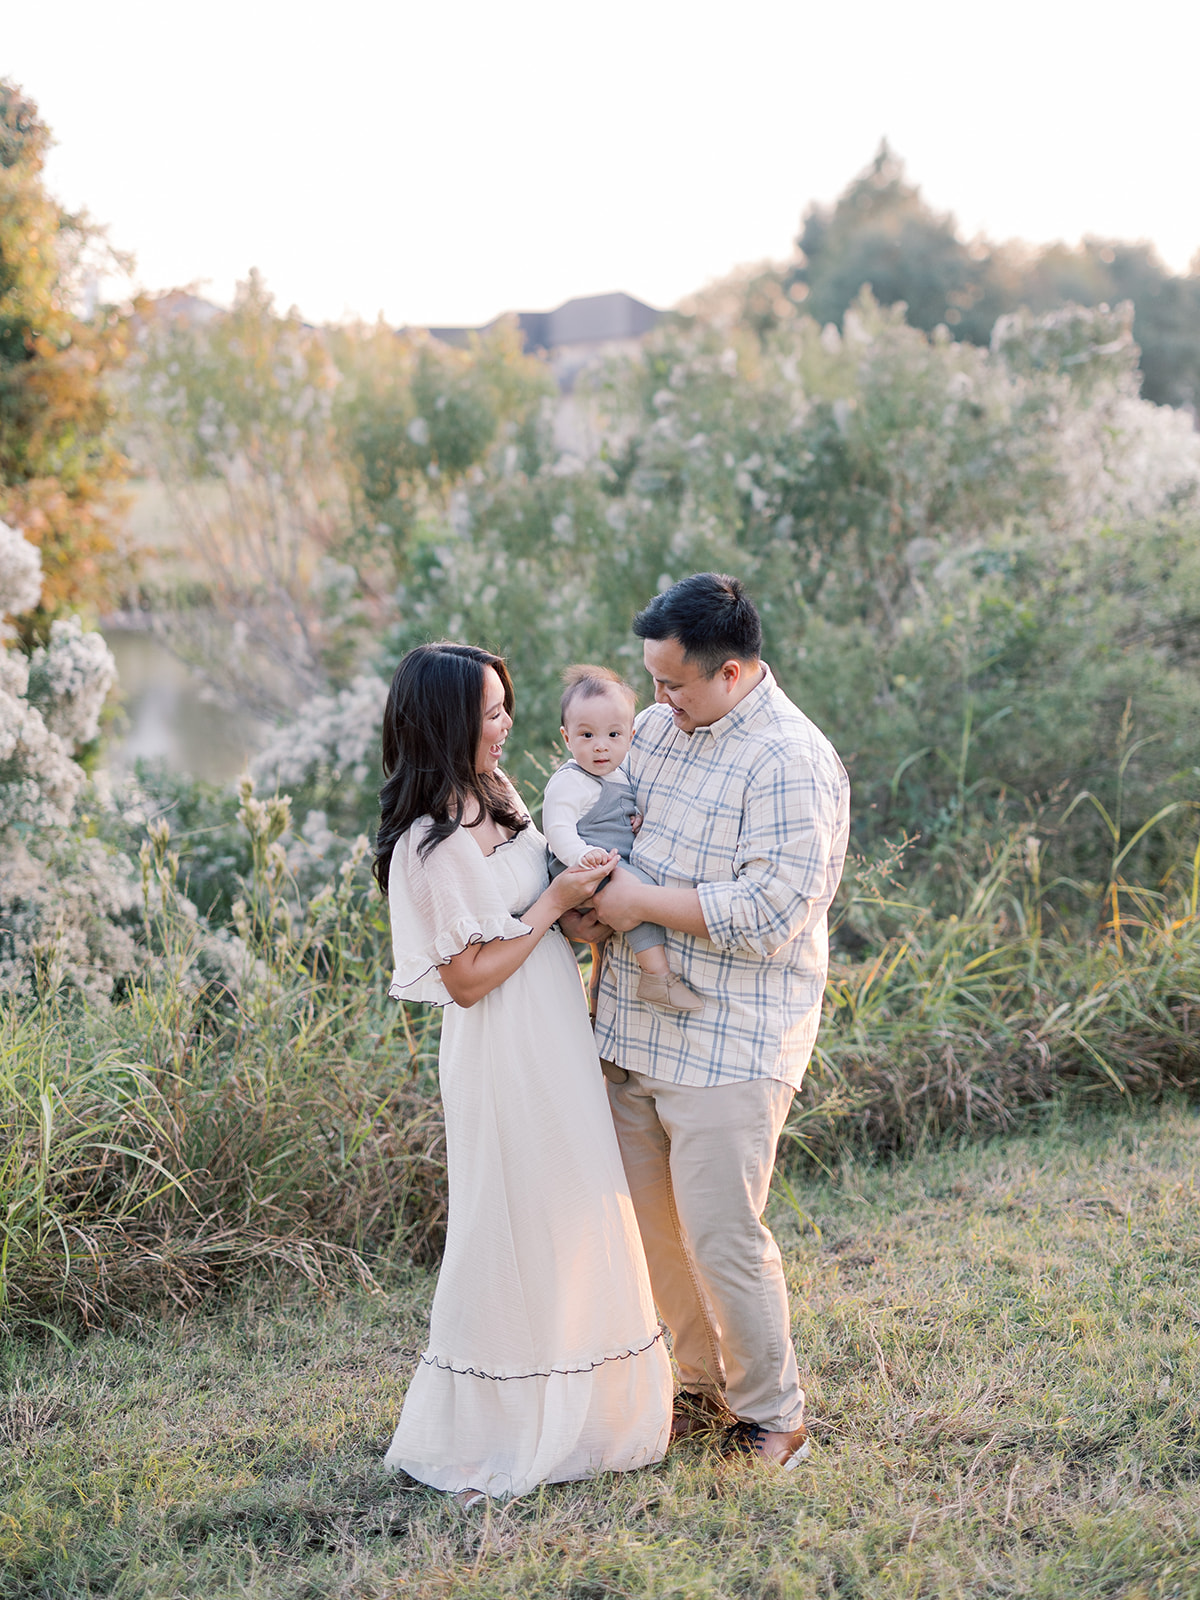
[0,524,139,1000]
[25,615,118,746]
[0,647,85,832]
[990,302,1200,525]
[252,672,389,793]
[0,835,140,1002]
[198,282,1200,912]
[1054,390,1200,526]
[0,519,42,630]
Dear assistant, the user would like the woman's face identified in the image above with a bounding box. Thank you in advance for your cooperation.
[475,666,513,775]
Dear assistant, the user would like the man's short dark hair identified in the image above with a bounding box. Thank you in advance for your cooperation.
[632,573,762,677]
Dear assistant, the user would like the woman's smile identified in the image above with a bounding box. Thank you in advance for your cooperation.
[476,666,514,772]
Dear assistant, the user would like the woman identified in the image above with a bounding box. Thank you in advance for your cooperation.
[376,642,672,1502]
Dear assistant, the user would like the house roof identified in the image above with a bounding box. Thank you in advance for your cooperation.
[427,291,661,353]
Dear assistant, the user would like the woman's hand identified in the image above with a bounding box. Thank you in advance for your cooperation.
[547,851,618,913]
[558,906,615,944]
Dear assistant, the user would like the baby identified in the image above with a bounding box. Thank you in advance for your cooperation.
[543,664,702,1012]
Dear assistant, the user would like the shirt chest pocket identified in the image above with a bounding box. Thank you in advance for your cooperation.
[660,786,745,879]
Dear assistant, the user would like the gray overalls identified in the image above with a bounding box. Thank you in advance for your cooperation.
[547,762,665,955]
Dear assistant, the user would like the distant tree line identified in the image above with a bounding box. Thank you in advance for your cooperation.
[771,143,1200,413]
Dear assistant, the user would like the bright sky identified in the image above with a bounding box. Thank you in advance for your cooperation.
[5,0,1199,327]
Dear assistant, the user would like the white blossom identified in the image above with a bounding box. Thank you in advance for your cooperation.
[0,522,143,999]
[0,519,42,628]
[0,837,141,1002]
[1053,391,1200,525]
[26,617,118,747]
[252,671,390,790]
[0,664,83,831]
[283,806,341,878]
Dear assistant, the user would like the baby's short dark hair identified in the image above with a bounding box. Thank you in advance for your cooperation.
[560,664,637,728]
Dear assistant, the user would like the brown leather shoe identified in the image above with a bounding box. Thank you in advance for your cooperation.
[670,1389,732,1443]
[721,1418,811,1470]
[452,1487,487,1510]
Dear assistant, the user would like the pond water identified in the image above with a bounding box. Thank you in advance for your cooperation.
[102,628,270,785]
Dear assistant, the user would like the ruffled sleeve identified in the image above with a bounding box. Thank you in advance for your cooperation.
[387,820,533,1005]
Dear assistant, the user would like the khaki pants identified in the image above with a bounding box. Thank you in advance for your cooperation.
[603,1065,805,1433]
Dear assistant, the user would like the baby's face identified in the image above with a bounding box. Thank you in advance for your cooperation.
[562,690,634,776]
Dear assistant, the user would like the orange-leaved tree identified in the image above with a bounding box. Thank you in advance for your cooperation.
[0,79,133,641]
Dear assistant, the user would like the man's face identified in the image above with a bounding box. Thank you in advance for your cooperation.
[643,636,744,734]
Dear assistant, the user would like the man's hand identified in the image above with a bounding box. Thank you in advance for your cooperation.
[594,871,713,941]
[558,905,614,944]
[591,865,650,932]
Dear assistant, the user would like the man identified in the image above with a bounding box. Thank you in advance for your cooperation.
[567,572,849,1469]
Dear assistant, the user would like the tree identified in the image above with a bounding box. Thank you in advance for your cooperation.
[331,317,554,566]
[125,283,554,723]
[789,142,995,341]
[0,81,132,640]
[127,271,347,720]
[787,144,1200,411]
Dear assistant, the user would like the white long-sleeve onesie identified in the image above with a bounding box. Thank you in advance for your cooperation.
[542,762,634,868]
[542,761,667,960]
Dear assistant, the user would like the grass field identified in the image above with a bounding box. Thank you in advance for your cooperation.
[3,1103,1199,1600]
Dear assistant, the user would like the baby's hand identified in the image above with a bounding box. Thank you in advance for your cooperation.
[630,811,643,834]
[577,847,611,869]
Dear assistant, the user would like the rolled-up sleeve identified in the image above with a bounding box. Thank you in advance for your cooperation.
[696,758,847,957]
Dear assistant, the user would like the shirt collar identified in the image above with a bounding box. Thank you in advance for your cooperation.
[691,662,777,742]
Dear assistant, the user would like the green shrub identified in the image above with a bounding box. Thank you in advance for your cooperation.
[3,780,1198,1332]
[251,296,1200,899]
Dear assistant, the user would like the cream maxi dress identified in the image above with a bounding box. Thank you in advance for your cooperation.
[382,810,672,1499]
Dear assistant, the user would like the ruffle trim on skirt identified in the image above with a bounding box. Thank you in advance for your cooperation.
[418,1325,665,1382]
[384,1328,673,1495]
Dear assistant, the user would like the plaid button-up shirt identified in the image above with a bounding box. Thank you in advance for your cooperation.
[593,665,849,1089]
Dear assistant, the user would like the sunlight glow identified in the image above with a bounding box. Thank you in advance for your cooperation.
[5,0,1198,324]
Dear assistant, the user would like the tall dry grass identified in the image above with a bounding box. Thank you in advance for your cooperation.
[789,817,1200,1165]
[1,790,447,1330]
[3,786,1198,1331]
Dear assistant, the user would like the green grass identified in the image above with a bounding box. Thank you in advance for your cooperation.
[4,1104,1200,1599]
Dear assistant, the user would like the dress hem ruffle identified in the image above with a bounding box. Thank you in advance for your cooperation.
[418,1326,665,1382]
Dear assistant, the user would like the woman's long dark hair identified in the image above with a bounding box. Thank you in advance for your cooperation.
[373,642,528,895]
